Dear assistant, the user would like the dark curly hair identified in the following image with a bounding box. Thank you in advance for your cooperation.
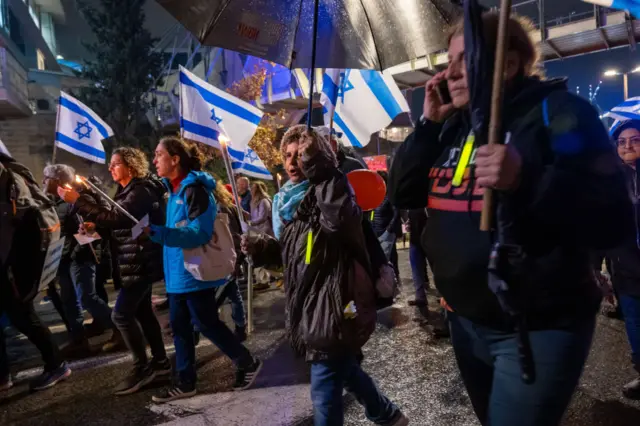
[159,136,205,173]
[112,147,149,178]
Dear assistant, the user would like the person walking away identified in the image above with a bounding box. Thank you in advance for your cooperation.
[371,171,402,283]
[58,147,170,395]
[0,153,71,391]
[213,180,248,341]
[243,125,408,426]
[43,164,118,356]
[388,12,631,426]
[149,137,262,403]
[236,176,252,215]
[407,208,432,307]
[604,120,640,399]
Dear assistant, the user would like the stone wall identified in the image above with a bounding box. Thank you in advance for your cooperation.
[0,114,106,183]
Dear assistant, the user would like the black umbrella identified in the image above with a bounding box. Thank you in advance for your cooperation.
[156,0,461,126]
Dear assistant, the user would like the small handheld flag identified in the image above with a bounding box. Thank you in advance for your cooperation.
[320,69,410,148]
[231,147,273,180]
[55,92,113,164]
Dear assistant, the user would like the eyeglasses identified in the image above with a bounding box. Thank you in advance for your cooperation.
[617,137,640,147]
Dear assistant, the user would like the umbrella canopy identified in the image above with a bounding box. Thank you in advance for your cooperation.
[155,0,460,70]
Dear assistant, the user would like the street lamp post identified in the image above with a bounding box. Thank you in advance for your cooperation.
[604,66,640,100]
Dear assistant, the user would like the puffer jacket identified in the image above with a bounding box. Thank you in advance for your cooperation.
[253,147,377,361]
[150,171,227,294]
[75,176,165,288]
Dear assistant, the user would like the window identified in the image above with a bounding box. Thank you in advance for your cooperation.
[28,1,39,28]
[36,48,45,70]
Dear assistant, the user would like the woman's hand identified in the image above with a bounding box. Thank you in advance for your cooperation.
[475,144,522,191]
[57,185,81,204]
[298,130,320,160]
[79,222,96,235]
[424,71,455,123]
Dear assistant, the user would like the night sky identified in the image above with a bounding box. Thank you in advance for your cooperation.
[481,0,640,112]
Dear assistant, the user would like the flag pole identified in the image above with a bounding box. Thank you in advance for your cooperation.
[52,97,62,164]
[480,0,512,232]
[220,139,254,335]
[306,0,320,130]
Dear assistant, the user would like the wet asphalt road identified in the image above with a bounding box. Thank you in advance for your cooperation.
[1,248,640,426]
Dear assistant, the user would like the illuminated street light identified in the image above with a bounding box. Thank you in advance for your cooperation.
[603,66,640,100]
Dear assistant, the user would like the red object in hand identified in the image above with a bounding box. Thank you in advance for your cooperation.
[346,169,386,212]
[224,184,233,194]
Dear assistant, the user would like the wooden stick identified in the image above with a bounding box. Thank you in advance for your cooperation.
[480,0,513,232]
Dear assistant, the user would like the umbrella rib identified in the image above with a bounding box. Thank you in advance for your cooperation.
[358,0,384,70]
[288,0,307,69]
[200,0,235,44]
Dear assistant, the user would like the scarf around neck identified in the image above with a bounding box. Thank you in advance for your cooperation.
[272,179,310,239]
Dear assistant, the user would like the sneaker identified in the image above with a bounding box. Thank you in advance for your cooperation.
[151,358,172,377]
[386,411,409,426]
[235,326,247,342]
[102,330,126,353]
[152,382,196,404]
[233,358,263,391]
[623,377,640,400]
[113,365,156,396]
[29,363,71,391]
[0,375,12,391]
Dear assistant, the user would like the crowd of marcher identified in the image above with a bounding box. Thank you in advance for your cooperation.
[1,10,640,426]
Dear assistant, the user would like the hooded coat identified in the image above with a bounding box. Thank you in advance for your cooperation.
[150,171,227,294]
[388,77,632,330]
[75,175,165,289]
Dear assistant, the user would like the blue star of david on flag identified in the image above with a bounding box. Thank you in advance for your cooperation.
[74,121,93,140]
[245,149,258,163]
[210,108,222,125]
[338,70,354,104]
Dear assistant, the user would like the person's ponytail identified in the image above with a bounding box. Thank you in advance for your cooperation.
[159,136,205,173]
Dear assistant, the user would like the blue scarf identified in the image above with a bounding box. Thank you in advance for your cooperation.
[272,179,310,239]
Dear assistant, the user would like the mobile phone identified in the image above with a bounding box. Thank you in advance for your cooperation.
[437,79,452,105]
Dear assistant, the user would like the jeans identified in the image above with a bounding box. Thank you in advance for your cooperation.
[310,356,399,426]
[169,288,253,386]
[58,260,86,341]
[113,283,166,368]
[216,279,246,329]
[71,261,112,330]
[409,242,429,302]
[448,312,595,426]
[619,294,640,372]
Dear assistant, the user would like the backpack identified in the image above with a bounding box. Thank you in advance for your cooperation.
[0,154,61,300]
[182,211,237,281]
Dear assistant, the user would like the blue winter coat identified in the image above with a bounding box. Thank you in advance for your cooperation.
[150,171,227,294]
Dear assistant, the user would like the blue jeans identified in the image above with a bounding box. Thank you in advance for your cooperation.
[310,356,399,426]
[448,312,595,426]
[58,260,86,341]
[619,294,640,372]
[169,287,253,386]
[409,242,428,302]
[216,279,246,329]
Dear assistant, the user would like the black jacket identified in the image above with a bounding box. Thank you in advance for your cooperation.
[371,196,401,238]
[408,209,428,245]
[605,161,640,297]
[389,77,632,330]
[252,148,377,361]
[337,149,367,174]
[55,194,104,265]
[75,176,165,288]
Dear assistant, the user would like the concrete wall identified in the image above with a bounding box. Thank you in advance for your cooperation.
[0,113,103,183]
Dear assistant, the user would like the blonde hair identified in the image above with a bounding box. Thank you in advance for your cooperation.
[251,181,270,208]
[112,147,149,178]
[212,179,234,209]
[448,11,542,78]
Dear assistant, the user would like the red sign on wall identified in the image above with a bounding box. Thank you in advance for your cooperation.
[363,155,388,171]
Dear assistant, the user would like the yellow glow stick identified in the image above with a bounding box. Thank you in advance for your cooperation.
[305,230,313,264]
[452,133,475,187]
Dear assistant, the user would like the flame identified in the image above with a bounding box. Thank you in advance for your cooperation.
[64,184,72,189]
[75,175,84,183]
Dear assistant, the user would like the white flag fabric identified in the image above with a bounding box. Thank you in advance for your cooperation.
[231,147,273,180]
[320,69,410,148]
[605,97,640,122]
[55,92,113,164]
[0,138,10,156]
[179,66,264,166]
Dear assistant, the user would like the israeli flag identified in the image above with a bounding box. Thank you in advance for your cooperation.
[231,148,273,180]
[320,69,410,148]
[179,66,264,166]
[55,92,113,164]
[583,0,640,16]
[605,97,640,122]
